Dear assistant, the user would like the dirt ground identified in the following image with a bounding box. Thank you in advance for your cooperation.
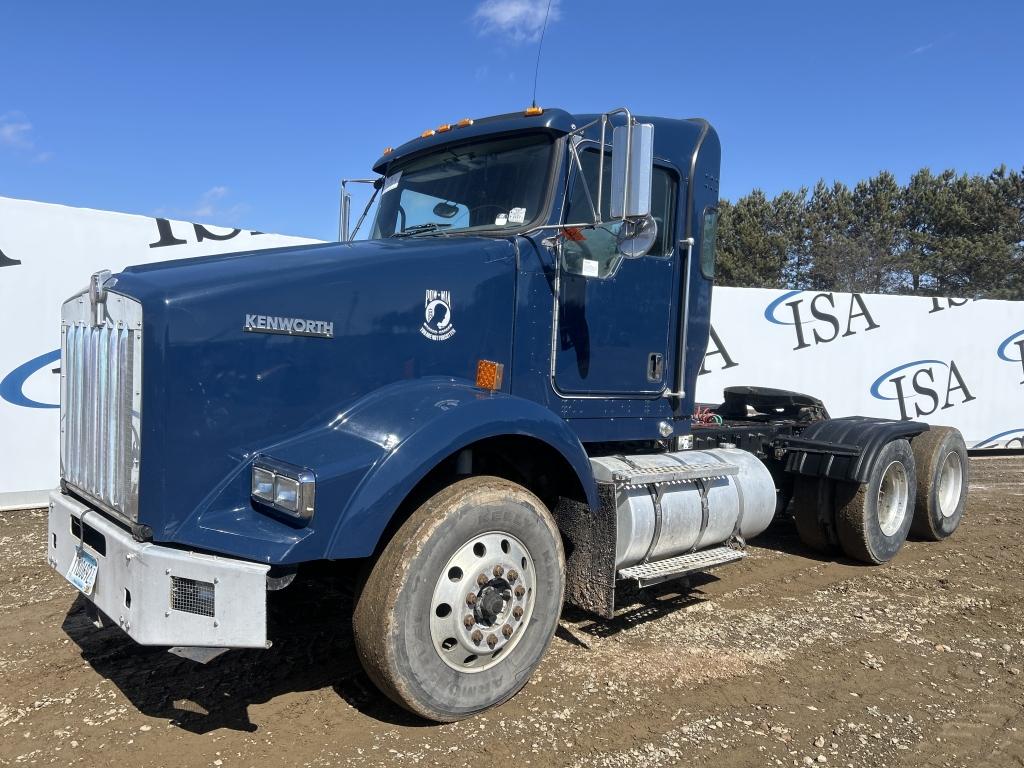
[1,456,1022,768]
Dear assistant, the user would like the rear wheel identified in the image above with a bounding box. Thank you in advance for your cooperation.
[910,427,968,541]
[352,476,565,722]
[835,439,917,564]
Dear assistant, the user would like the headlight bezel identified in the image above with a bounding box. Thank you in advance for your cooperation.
[250,457,315,522]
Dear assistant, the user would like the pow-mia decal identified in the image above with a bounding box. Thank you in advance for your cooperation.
[420,290,455,341]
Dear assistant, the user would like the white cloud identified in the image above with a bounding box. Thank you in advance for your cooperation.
[474,0,560,44]
[156,186,248,225]
[908,34,952,56]
[0,111,52,161]
[191,186,230,218]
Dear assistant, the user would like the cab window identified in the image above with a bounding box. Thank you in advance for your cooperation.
[561,147,677,278]
[700,207,719,278]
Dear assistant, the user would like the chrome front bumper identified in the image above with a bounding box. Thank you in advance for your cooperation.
[47,491,270,648]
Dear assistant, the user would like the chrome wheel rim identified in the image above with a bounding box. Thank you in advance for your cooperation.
[876,460,910,536]
[429,531,535,673]
[937,451,963,518]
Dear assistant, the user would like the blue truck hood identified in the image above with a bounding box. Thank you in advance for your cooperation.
[111,236,518,539]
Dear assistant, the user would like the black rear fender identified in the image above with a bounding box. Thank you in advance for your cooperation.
[782,416,929,484]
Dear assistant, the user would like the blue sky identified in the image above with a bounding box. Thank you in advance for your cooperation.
[1,1,1022,241]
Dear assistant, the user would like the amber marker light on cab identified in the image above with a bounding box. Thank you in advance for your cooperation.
[475,360,505,391]
[524,105,543,116]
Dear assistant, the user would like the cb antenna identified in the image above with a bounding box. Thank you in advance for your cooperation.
[531,0,554,108]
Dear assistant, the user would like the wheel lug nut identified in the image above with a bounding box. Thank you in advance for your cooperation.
[501,624,513,638]
[507,569,518,583]
[477,573,489,586]
[465,592,477,607]
[492,564,504,577]
[486,633,498,649]
[471,629,483,644]
[514,585,525,599]
[512,606,524,620]
[463,614,475,629]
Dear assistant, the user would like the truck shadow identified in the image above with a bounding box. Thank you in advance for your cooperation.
[59,521,846,734]
[60,564,425,733]
[560,573,716,642]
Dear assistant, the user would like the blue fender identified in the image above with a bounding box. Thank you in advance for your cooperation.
[318,377,598,558]
[184,377,600,563]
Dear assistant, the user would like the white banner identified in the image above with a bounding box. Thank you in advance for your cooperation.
[696,287,1024,450]
[0,196,319,505]
[2,197,1022,507]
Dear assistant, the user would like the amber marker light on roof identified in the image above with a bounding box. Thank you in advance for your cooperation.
[421,129,436,138]
[436,123,452,133]
[382,146,393,155]
[524,105,543,116]
[456,118,474,127]
[475,360,504,391]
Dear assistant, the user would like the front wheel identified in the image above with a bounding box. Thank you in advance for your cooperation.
[352,476,565,722]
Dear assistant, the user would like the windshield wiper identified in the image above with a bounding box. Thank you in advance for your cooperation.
[392,222,452,238]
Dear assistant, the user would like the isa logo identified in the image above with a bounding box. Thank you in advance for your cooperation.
[764,290,879,351]
[996,329,1024,384]
[870,359,976,421]
[974,428,1024,450]
[0,349,60,409]
[699,325,739,375]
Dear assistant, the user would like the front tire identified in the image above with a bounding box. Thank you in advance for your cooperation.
[835,439,917,564]
[352,476,565,722]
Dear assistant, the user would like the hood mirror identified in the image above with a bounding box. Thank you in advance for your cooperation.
[432,201,460,219]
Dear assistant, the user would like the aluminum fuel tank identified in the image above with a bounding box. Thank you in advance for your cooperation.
[589,448,778,570]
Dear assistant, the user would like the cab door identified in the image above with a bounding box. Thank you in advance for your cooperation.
[553,148,679,396]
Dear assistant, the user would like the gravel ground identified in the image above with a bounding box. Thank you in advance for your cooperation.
[1,456,1021,767]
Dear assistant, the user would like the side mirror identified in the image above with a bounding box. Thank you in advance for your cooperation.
[610,123,654,220]
[616,214,658,258]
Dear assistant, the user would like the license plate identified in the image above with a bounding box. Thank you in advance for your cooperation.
[66,548,98,596]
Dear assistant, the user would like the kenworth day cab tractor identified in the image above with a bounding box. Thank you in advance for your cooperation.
[49,107,970,722]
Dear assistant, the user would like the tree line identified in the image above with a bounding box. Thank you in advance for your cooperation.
[715,165,1024,300]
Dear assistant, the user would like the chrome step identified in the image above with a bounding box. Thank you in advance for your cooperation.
[618,546,746,587]
[608,461,739,488]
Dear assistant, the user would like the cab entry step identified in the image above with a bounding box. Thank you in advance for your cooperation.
[606,461,739,488]
[617,545,746,587]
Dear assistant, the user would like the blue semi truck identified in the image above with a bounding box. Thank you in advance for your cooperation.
[48,107,969,721]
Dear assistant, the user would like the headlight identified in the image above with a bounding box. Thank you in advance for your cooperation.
[251,457,315,522]
[252,467,275,501]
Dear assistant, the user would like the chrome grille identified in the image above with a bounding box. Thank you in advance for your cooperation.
[61,288,142,522]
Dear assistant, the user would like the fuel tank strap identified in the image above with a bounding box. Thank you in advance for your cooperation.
[692,478,711,552]
[639,484,666,565]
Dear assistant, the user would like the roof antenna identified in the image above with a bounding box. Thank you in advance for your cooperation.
[531,0,554,108]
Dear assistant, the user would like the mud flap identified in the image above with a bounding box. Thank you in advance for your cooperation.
[552,487,618,619]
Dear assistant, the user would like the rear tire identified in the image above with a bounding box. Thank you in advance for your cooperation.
[835,439,917,564]
[910,427,968,541]
[352,476,565,722]
[792,476,840,555]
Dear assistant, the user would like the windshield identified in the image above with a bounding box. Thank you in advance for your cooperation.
[371,133,554,238]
